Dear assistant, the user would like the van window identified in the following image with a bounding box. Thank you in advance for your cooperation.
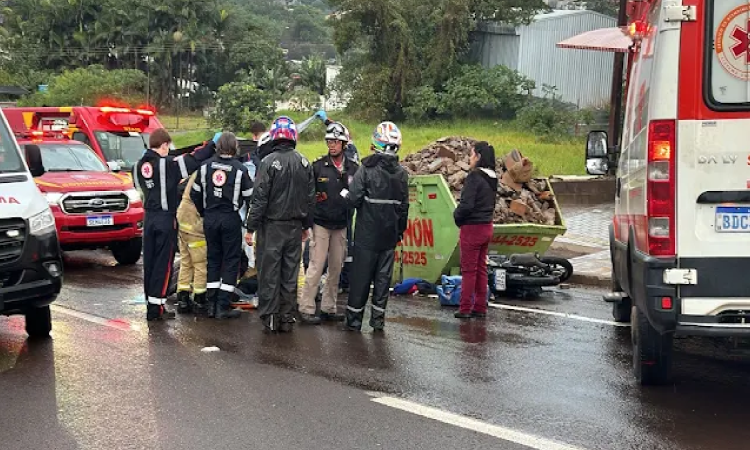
[0,122,23,174]
[94,131,150,170]
[707,1,750,108]
[39,143,108,172]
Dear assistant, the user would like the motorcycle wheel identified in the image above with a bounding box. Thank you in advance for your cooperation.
[539,256,573,283]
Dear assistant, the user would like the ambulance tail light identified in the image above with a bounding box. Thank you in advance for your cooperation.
[646,120,676,257]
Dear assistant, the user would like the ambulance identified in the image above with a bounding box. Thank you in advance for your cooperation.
[561,0,750,384]
[0,111,63,338]
[3,106,165,172]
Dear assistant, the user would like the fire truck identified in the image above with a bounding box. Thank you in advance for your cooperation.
[14,131,144,265]
[560,0,750,385]
[4,106,164,172]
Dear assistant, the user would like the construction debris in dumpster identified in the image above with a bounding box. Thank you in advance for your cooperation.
[401,137,557,225]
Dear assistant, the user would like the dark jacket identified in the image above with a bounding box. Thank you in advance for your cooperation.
[453,168,498,227]
[347,153,409,252]
[246,142,316,232]
[190,155,253,216]
[308,154,359,230]
[133,142,214,214]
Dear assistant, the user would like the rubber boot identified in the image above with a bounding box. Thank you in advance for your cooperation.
[206,290,218,319]
[215,305,242,320]
[146,304,176,321]
[176,291,192,314]
[192,293,208,316]
[262,314,280,333]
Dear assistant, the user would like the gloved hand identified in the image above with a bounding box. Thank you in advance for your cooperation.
[314,110,328,122]
[212,132,222,143]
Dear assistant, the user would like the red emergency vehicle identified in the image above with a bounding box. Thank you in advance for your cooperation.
[4,106,164,172]
[15,131,144,265]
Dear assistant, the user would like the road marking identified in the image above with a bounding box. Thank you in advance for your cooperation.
[51,305,142,332]
[372,396,587,450]
[489,303,630,328]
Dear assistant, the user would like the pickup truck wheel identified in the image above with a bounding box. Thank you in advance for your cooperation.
[25,305,52,339]
[612,300,632,323]
[632,305,673,385]
[112,238,142,265]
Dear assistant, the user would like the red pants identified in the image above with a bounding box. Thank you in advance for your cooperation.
[458,223,493,314]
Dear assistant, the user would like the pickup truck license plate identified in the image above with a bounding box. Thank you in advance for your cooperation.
[494,269,506,291]
[86,215,114,227]
[715,207,750,233]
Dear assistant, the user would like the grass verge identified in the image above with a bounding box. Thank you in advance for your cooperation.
[165,111,586,176]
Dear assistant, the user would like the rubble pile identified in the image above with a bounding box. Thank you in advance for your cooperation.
[401,137,558,225]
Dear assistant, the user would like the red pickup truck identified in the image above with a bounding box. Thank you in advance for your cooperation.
[17,132,144,265]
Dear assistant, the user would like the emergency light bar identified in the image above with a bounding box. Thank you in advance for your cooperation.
[99,106,155,116]
[15,130,71,140]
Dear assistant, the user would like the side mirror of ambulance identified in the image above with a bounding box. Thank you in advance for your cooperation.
[24,144,45,178]
[107,161,122,172]
[585,131,609,176]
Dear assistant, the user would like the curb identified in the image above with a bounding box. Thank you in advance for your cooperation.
[568,272,611,289]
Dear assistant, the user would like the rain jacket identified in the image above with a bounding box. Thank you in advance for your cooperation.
[176,173,204,239]
[246,141,316,232]
[347,153,409,252]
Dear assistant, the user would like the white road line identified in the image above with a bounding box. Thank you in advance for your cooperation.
[489,303,630,328]
[51,305,142,332]
[372,396,587,450]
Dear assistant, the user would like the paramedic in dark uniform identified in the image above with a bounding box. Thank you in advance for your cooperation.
[245,116,316,333]
[133,128,215,321]
[191,132,253,319]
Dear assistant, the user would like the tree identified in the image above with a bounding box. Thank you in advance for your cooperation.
[576,0,619,17]
[294,55,327,95]
[209,82,276,134]
[327,0,547,118]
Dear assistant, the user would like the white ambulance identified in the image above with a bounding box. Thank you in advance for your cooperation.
[567,0,750,384]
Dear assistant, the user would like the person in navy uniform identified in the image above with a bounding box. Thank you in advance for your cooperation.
[133,128,215,321]
[191,132,254,319]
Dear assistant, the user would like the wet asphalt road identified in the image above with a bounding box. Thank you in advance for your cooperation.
[2,251,750,450]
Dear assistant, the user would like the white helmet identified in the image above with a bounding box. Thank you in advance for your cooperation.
[257,131,272,147]
[371,121,402,155]
[325,122,349,143]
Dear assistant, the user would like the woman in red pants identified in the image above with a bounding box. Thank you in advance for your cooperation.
[453,142,498,319]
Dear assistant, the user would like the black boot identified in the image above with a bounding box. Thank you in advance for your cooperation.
[192,293,208,316]
[146,304,176,321]
[262,314,280,333]
[279,320,294,333]
[176,291,192,314]
[320,312,345,322]
[215,304,242,320]
[299,313,322,325]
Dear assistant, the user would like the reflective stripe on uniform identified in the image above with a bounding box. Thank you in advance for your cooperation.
[192,182,201,192]
[207,281,221,289]
[159,158,168,211]
[242,188,253,197]
[179,222,193,231]
[177,284,192,291]
[176,155,189,179]
[187,240,206,248]
[372,305,386,313]
[133,164,140,191]
[364,196,401,205]
[347,305,364,313]
[193,288,207,294]
[232,169,242,210]
[220,283,235,293]
[147,296,166,305]
[201,164,208,210]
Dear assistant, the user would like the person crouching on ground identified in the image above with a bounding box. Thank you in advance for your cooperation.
[452,142,498,320]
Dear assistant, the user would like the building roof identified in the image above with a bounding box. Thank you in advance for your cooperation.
[532,9,615,23]
[0,86,28,96]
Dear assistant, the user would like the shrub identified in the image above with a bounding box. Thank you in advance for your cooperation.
[20,66,146,107]
[517,85,591,141]
[209,82,276,134]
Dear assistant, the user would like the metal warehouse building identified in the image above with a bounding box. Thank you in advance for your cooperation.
[471,10,616,107]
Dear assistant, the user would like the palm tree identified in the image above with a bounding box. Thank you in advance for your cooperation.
[295,54,327,95]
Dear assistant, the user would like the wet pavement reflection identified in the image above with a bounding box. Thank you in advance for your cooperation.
[1,250,750,450]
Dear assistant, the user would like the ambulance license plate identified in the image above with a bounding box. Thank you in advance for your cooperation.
[86,215,113,227]
[494,269,507,291]
[715,207,750,233]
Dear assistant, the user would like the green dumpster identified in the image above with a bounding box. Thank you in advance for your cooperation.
[393,174,567,284]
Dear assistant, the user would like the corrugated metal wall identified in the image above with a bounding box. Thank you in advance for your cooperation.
[474,11,616,107]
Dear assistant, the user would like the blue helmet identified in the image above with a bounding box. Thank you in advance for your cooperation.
[269,116,298,143]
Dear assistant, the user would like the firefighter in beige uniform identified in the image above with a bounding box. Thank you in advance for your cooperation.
[175,172,208,314]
